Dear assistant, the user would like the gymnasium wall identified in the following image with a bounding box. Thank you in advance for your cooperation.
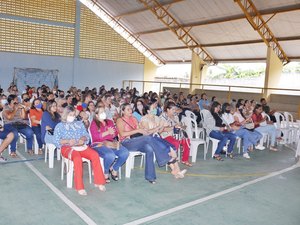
[0,0,144,91]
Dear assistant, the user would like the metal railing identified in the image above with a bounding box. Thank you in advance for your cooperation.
[123,80,300,101]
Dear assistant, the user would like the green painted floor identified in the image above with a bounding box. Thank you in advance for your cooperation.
[0,143,299,225]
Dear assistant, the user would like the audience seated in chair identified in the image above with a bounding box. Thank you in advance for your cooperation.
[54,105,106,195]
[2,94,34,156]
[90,106,129,183]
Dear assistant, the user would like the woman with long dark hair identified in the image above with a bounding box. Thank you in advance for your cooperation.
[90,106,129,183]
[41,100,61,145]
[132,99,146,122]
[116,103,185,184]
[160,101,192,166]
[251,104,278,151]
[206,102,237,161]
[29,99,44,154]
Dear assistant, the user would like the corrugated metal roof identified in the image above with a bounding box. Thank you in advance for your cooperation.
[96,0,300,64]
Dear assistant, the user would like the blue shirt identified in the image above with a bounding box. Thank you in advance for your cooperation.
[41,111,60,143]
[198,99,210,110]
[54,121,90,148]
[133,111,143,122]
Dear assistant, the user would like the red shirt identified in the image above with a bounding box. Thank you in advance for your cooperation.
[251,113,263,128]
[29,109,43,127]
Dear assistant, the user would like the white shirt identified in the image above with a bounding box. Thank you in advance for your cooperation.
[222,113,235,125]
[233,112,245,123]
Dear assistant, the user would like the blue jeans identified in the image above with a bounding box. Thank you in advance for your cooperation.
[31,125,43,149]
[121,135,171,181]
[247,130,262,146]
[6,124,34,151]
[209,130,237,155]
[255,125,277,146]
[0,125,18,152]
[93,144,129,174]
[234,128,253,153]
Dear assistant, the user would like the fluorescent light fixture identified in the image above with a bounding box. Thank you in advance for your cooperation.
[79,0,163,66]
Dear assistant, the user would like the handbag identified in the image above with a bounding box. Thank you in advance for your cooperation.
[121,118,143,139]
[244,122,255,130]
[130,133,143,138]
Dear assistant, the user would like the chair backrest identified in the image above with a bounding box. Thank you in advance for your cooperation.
[28,114,32,127]
[284,111,294,127]
[273,112,285,129]
[262,112,271,121]
[185,110,197,120]
[200,109,211,129]
[182,116,199,139]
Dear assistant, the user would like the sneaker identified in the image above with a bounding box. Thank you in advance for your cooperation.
[0,156,7,163]
[243,153,251,159]
[255,145,265,150]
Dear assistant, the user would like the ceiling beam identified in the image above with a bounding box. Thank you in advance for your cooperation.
[152,36,300,50]
[234,0,289,64]
[139,0,214,63]
[115,0,184,18]
[164,56,300,64]
[135,4,300,35]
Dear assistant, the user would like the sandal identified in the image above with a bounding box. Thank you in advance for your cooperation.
[98,185,106,192]
[181,161,193,167]
[109,169,119,181]
[174,169,187,179]
[213,155,224,161]
[105,175,111,183]
[28,150,34,156]
[269,146,278,152]
[227,153,234,159]
[78,189,87,196]
[167,158,177,165]
[10,152,17,158]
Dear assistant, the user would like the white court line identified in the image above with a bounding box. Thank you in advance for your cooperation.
[17,151,97,225]
[124,163,300,225]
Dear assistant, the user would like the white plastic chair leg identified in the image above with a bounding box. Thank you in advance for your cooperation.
[125,155,133,178]
[33,134,39,155]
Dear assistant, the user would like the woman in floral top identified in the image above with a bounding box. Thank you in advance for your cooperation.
[160,101,192,167]
[54,106,106,195]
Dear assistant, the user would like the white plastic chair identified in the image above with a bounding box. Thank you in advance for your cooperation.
[88,125,122,178]
[200,110,221,158]
[125,151,145,178]
[44,143,61,168]
[274,112,292,144]
[284,112,298,143]
[184,111,204,139]
[185,110,197,121]
[61,155,92,189]
[181,116,207,162]
[28,114,40,154]
[296,139,300,158]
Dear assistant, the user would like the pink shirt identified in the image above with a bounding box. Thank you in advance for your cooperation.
[119,116,138,141]
[90,119,117,143]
